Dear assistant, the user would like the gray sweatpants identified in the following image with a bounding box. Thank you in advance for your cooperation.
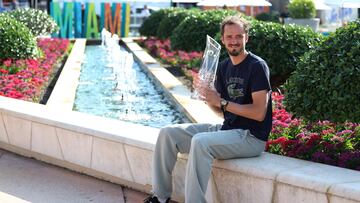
[151,123,266,203]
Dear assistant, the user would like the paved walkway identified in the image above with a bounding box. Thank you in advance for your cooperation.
[0,148,149,203]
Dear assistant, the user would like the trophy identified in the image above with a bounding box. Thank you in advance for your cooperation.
[192,35,221,99]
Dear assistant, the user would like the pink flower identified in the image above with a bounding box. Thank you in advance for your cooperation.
[336,130,353,136]
[0,69,9,74]
[3,59,12,67]
[322,129,335,135]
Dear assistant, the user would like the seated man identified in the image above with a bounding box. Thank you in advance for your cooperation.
[145,15,272,203]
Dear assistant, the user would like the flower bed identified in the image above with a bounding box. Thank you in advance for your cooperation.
[138,37,360,171]
[138,37,202,80]
[0,38,70,102]
[270,92,359,170]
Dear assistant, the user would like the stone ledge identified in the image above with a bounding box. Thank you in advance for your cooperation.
[46,39,86,111]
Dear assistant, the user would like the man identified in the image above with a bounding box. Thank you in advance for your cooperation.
[144,15,272,203]
[10,0,19,10]
[141,4,151,18]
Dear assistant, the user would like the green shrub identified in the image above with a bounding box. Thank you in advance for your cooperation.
[288,0,316,18]
[0,14,38,60]
[157,8,199,40]
[247,20,323,87]
[284,20,360,123]
[5,8,59,36]
[139,9,171,37]
[255,11,280,23]
[170,9,239,51]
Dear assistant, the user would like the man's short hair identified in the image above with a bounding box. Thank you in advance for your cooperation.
[220,15,250,36]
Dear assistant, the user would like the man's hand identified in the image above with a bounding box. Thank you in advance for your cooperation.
[200,86,221,107]
[193,74,223,116]
[195,77,221,107]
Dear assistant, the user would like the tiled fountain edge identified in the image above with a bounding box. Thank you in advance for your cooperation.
[0,38,359,203]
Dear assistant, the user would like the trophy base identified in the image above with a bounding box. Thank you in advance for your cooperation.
[191,91,201,100]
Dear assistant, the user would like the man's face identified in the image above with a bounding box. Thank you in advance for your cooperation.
[221,24,248,56]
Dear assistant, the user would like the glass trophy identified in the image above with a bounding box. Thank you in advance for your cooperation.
[191,35,221,99]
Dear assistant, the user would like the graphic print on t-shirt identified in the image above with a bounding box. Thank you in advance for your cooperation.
[227,77,245,100]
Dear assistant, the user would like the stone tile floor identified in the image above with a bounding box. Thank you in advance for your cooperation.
[0,148,152,203]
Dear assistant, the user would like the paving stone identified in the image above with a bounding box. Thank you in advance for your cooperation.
[123,188,148,203]
[0,150,125,203]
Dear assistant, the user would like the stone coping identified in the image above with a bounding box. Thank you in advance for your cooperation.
[0,38,359,203]
[46,39,86,111]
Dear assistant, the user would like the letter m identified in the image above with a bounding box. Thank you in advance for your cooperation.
[51,2,74,38]
[102,3,121,36]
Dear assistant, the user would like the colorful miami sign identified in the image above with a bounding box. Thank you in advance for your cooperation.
[50,2,130,38]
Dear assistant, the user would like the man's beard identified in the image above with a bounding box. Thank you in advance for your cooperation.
[228,49,241,56]
[226,45,244,56]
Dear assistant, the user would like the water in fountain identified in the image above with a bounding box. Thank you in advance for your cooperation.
[74,29,188,127]
[101,29,138,116]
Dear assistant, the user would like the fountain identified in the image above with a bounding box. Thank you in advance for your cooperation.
[101,29,137,97]
[74,29,188,128]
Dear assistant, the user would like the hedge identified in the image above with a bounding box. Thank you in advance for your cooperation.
[247,21,323,87]
[139,8,172,37]
[157,8,199,40]
[170,9,239,51]
[284,20,360,122]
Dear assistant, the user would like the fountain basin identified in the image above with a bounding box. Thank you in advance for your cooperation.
[74,44,189,128]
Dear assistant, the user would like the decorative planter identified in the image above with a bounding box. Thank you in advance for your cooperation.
[284,18,320,31]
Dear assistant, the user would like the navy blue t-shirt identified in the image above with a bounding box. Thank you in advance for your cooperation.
[215,52,272,141]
